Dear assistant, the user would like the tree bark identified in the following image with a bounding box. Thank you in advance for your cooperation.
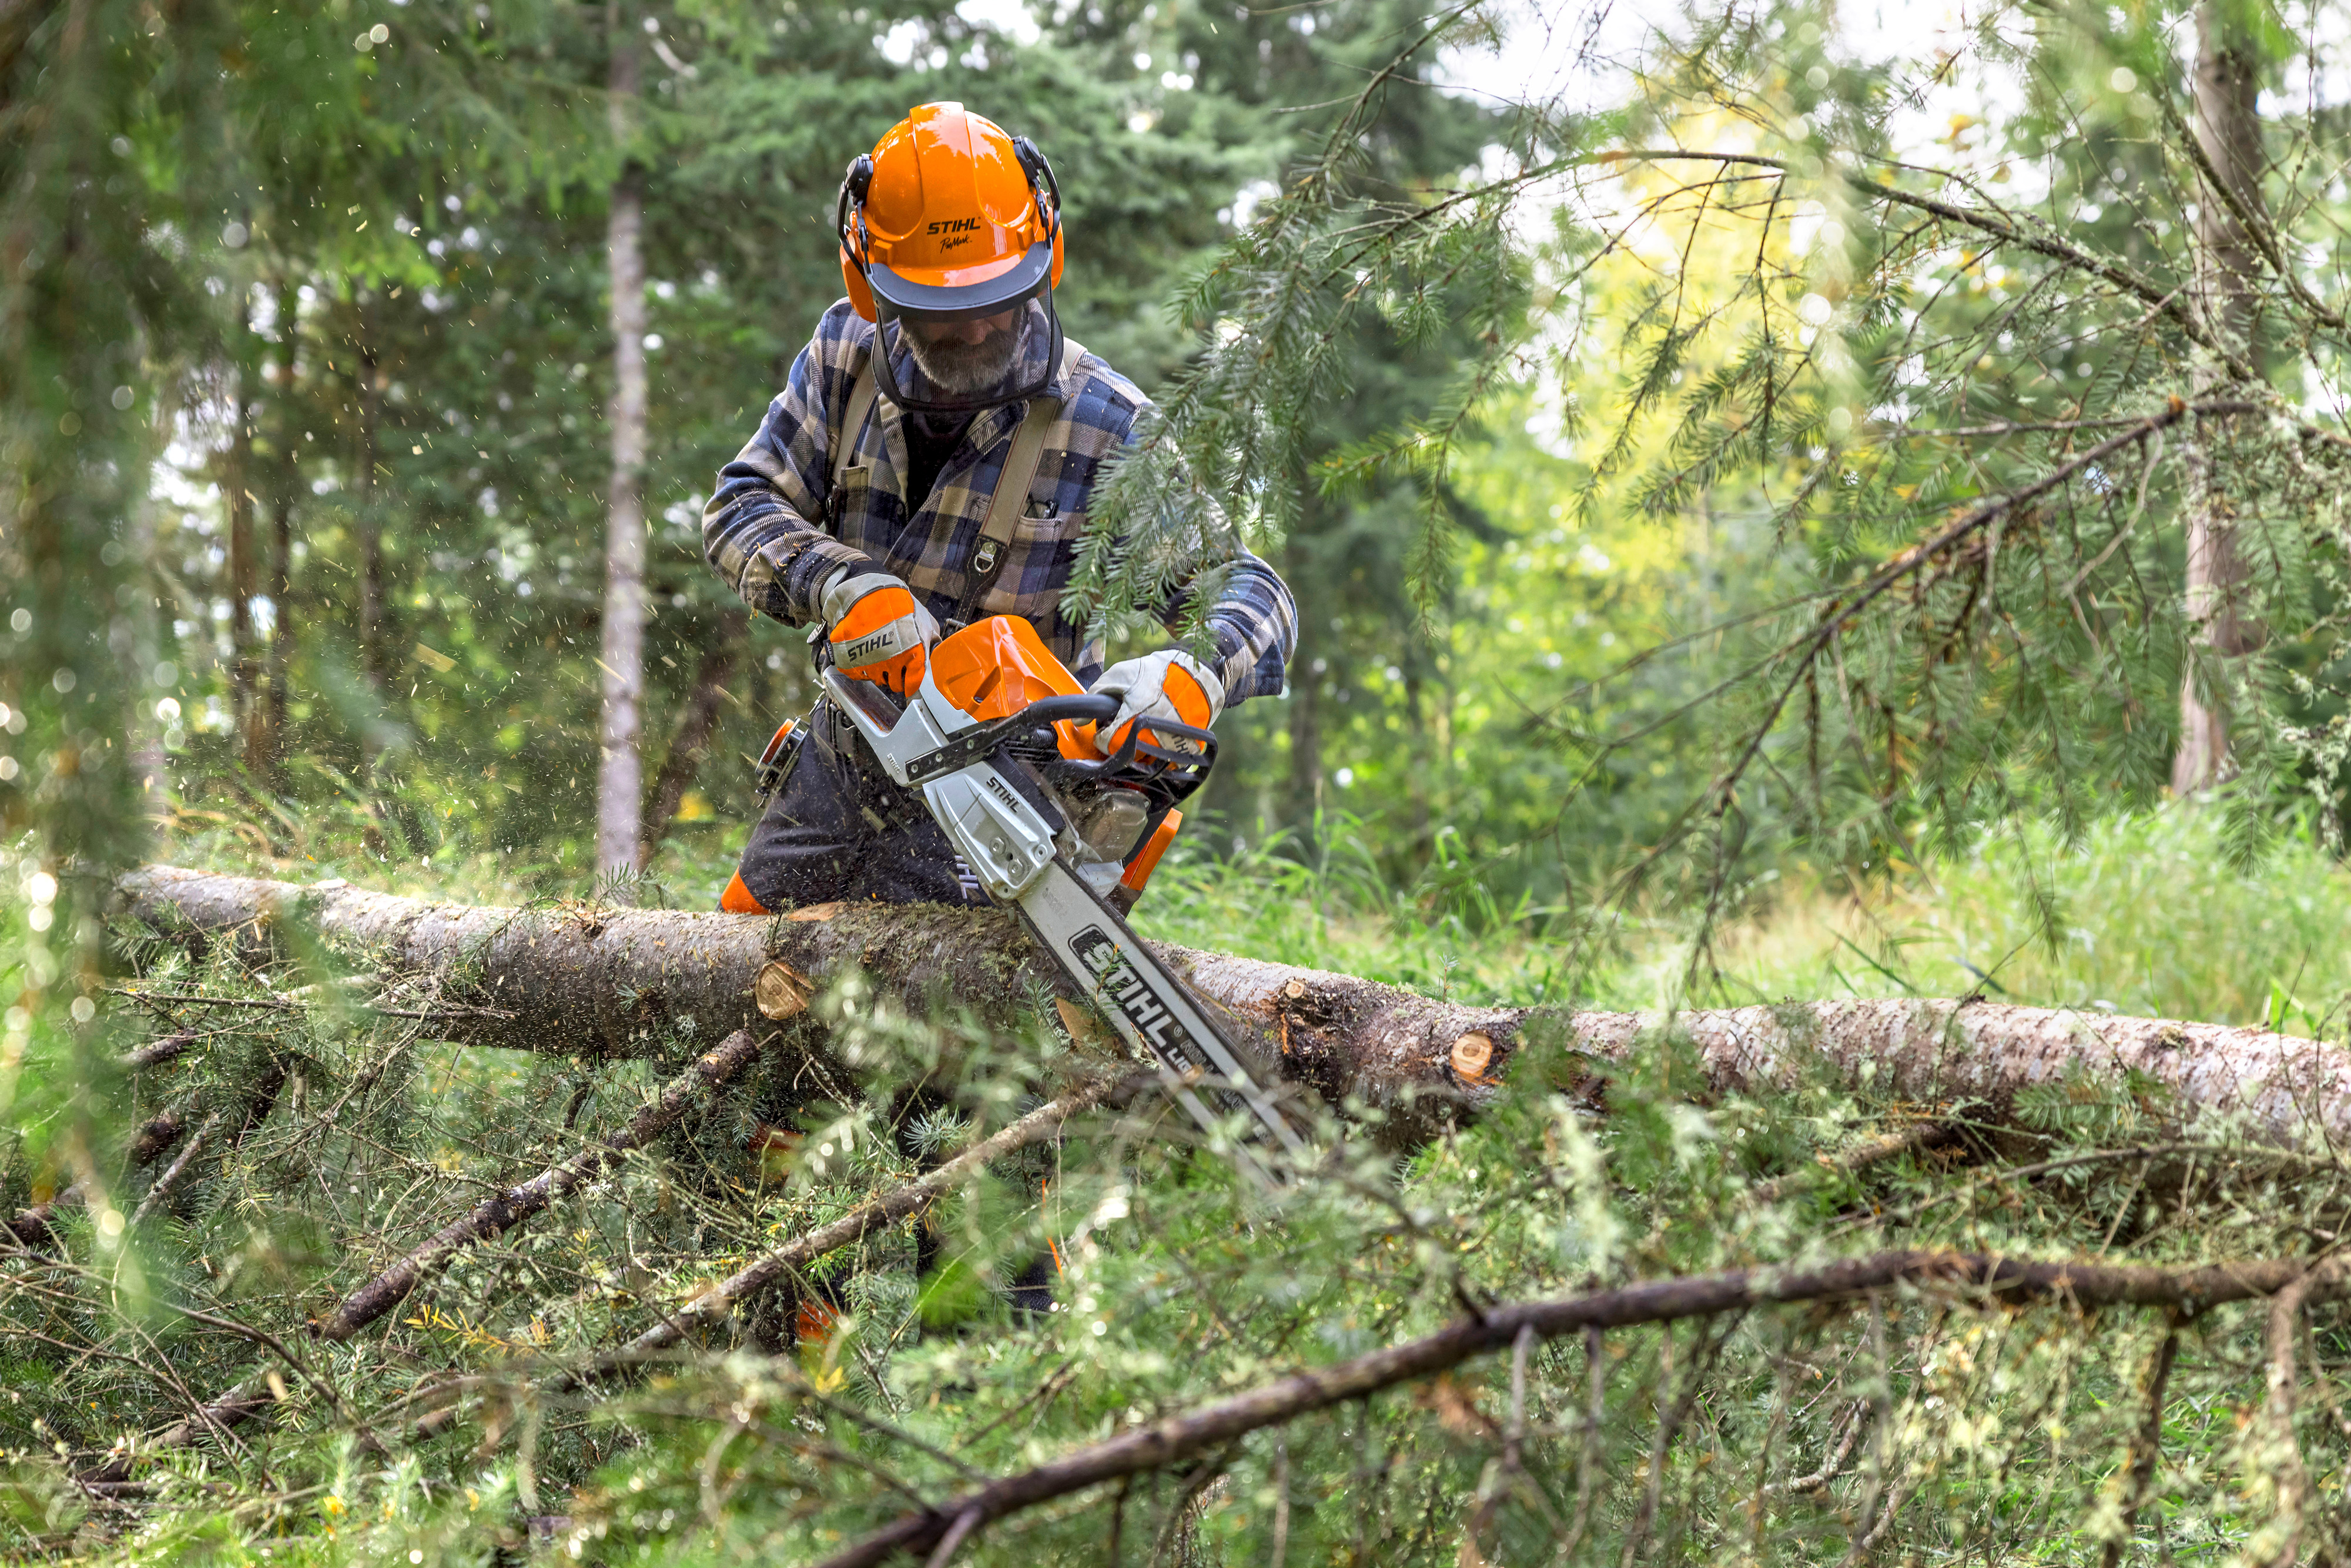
[112,865,2351,1150]
[638,608,745,870]
[597,3,649,885]
[2172,0,2265,795]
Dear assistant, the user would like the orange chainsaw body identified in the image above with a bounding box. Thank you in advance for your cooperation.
[725,617,1187,914]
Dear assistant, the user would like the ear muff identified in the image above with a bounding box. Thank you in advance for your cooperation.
[836,153,879,322]
[1011,135,1065,289]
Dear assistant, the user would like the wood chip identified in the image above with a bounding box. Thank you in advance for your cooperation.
[786,902,848,922]
[1055,997,1118,1052]
[1283,979,1307,999]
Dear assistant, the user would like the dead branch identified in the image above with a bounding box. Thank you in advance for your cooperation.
[813,1248,2351,1568]
[605,1073,1133,1363]
[92,1028,771,1475]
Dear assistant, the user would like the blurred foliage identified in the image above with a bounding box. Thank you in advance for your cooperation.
[14,0,2351,1562]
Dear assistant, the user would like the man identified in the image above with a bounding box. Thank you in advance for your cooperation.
[703,102,1294,915]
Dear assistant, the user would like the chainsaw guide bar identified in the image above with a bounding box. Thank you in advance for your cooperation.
[820,624,1310,1182]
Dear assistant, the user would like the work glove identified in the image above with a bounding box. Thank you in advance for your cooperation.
[822,568,939,696]
[1094,648,1224,756]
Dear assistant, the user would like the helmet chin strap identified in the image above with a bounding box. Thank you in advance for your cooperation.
[870,293,1064,418]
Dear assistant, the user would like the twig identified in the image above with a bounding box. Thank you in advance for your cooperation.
[129,1111,223,1227]
[812,1246,2351,1568]
[596,1073,1134,1365]
[1750,1118,1955,1205]
[1761,1398,1869,1495]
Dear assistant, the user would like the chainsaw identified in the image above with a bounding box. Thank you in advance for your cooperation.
[818,614,1309,1179]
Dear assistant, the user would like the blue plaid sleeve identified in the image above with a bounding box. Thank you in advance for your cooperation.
[702,302,879,626]
[1197,549,1295,705]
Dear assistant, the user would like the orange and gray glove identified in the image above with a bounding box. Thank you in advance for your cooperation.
[821,568,939,696]
[1094,649,1224,755]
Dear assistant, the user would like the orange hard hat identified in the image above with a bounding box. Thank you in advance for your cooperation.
[836,103,1064,326]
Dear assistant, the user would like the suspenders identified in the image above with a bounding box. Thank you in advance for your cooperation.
[828,335,1086,631]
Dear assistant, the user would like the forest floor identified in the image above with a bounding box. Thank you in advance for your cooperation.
[158,802,2351,1036]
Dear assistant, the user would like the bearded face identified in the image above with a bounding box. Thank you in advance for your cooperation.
[898,308,1024,396]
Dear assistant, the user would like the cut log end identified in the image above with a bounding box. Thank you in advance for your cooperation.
[1450,1031,1496,1083]
[755,960,812,1020]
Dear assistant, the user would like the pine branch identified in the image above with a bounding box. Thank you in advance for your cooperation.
[92,1028,771,1473]
[598,1072,1134,1365]
[310,1026,772,1343]
[816,1248,2351,1568]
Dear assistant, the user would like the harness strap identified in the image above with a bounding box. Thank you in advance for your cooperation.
[828,360,885,520]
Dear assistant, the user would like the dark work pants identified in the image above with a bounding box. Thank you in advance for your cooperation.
[729,701,982,912]
[724,700,1051,1314]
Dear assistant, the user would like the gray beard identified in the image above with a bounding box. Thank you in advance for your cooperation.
[902,317,1025,396]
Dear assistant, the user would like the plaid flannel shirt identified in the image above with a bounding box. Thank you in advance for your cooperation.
[703,299,1294,699]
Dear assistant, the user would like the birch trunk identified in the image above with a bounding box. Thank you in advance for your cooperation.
[597,4,649,884]
[2172,0,2265,794]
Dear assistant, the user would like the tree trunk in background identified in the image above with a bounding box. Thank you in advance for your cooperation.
[351,298,387,795]
[638,608,746,870]
[597,4,649,887]
[2171,0,2264,796]
[226,297,258,739]
[247,278,298,787]
[1285,542,1322,835]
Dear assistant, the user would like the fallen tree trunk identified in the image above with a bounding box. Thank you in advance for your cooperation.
[115,865,2351,1145]
[116,865,1514,1142]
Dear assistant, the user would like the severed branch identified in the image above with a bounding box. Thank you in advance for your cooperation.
[129,1111,224,1228]
[1761,1397,1870,1497]
[119,1031,197,1070]
[312,1026,772,1343]
[601,1073,1135,1365]
[91,1028,772,1477]
[812,1248,2351,1568]
[1749,1118,1958,1205]
[6,1105,192,1249]
[2259,1259,2340,1567]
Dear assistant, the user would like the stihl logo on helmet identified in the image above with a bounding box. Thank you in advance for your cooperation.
[926,217,984,236]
